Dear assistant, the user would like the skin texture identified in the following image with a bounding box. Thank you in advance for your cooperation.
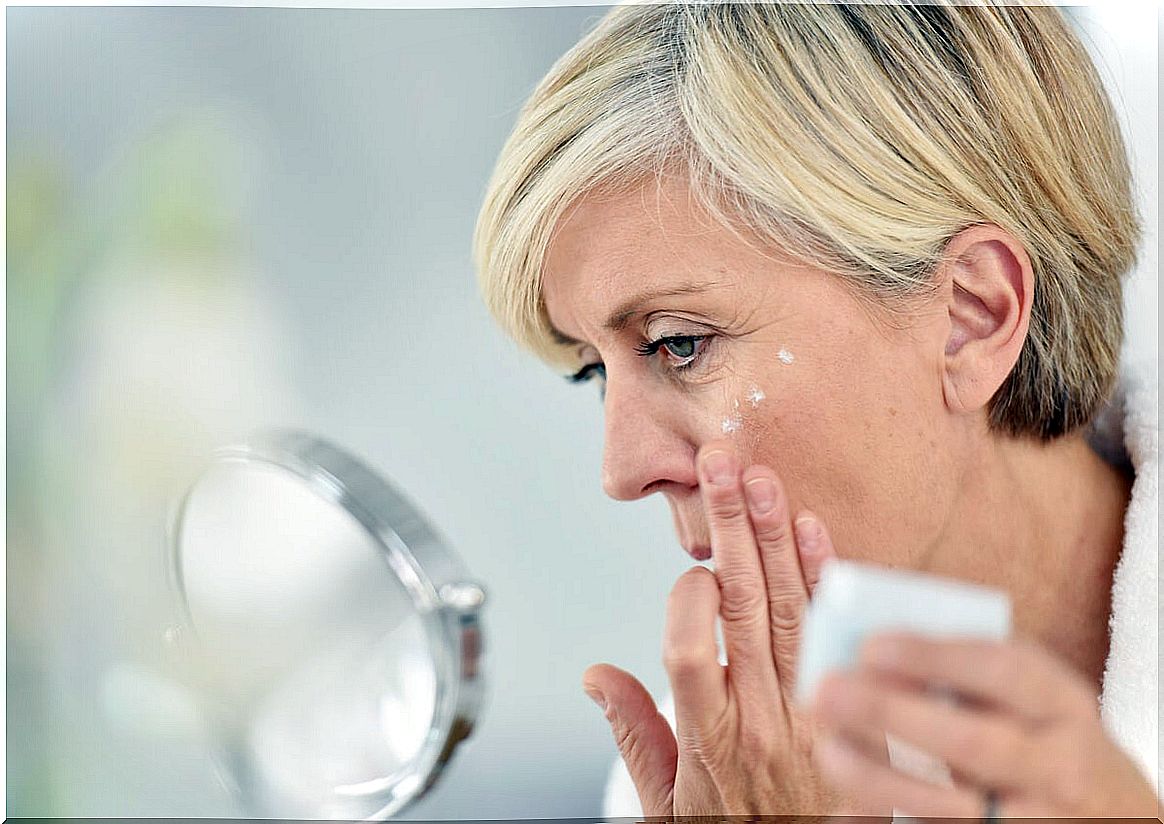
[540,176,1155,816]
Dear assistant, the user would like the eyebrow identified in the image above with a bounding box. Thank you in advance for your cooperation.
[548,281,720,347]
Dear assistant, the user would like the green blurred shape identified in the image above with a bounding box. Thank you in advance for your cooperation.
[7,106,256,817]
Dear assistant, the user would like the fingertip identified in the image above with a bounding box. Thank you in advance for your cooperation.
[743,475,777,516]
[583,683,608,712]
[697,438,737,460]
[582,662,630,698]
[743,467,789,520]
[678,562,716,582]
[669,564,719,603]
[740,462,778,485]
[582,661,612,683]
[696,440,739,480]
[792,510,823,551]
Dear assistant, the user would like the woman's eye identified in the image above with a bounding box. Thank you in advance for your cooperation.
[567,362,607,400]
[662,337,697,360]
[635,335,709,370]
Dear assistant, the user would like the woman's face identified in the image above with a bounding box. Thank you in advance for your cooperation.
[541,176,967,568]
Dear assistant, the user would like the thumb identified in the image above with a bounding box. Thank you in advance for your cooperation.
[583,663,677,815]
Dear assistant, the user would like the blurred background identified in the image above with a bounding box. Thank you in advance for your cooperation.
[6,3,1158,818]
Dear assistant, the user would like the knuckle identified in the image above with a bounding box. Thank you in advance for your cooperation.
[614,721,649,771]
[662,642,714,677]
[754,517,793,547]
[692,710,736,771]
[613,720,634,753]
[717,574,767,625]
[767,602,802,638]
[706,490,748,523]
[739,720,776,760]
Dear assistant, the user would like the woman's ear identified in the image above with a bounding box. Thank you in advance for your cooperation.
[938,224,1034,416]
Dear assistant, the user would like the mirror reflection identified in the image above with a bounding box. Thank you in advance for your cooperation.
[173,447,457,818]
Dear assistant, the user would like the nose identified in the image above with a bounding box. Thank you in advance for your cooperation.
[600,373,695,501]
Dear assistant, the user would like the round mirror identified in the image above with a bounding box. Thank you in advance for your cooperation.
[167,430,484,819]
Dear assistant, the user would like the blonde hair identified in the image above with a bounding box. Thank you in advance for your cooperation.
[473,2,1140,439]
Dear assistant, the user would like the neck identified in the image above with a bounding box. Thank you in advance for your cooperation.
[922,428,1132,693]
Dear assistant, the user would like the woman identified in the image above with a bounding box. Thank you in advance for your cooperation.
[474,2,1158,818]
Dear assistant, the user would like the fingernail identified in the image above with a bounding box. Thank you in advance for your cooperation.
[745,477,776,513]
[795,514,819,555]
[583,685,607,712]
[701,450,734,486]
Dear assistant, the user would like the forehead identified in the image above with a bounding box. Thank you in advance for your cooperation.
[541,177,757,326]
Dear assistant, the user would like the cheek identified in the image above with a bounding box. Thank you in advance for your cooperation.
[736,354,952,564]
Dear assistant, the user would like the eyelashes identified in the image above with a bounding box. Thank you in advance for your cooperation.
[633,334,709,371]
[568,361,607,402]
[565,334,712,397]
[568,362,606,384]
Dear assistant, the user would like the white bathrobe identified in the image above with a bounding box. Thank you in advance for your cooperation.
[602,357,1160,816]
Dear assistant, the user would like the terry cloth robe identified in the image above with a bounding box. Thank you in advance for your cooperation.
[601,357,1159,817]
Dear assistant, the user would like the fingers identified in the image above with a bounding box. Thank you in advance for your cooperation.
[740,464,807,704]
[697,443,780,698]
[583,663,679,816]
[663,566,729,736]
[813,669,1033,793]
[858,634,1096,723]
[814,731,985,818]
[793,509,837,596]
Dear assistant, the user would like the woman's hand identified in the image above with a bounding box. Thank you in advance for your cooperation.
[810,633,1161,818]
[582,440,889,816]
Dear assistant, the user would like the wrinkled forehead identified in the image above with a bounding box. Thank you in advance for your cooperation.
[540,178,757,339]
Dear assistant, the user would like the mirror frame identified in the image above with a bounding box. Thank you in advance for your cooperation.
[166,429,486,818]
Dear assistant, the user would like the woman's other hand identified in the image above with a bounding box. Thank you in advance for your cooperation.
[582,440,888,816]
[810,633,1161,818]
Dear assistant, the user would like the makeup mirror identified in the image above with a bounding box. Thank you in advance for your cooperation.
[167,430,485,819]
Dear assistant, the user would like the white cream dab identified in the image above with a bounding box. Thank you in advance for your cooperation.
[747,385,766,407]
[777,348,795,365]
[721,399,743,434]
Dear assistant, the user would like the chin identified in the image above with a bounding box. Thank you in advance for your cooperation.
[685,544,712,562]
[665,502,711,561]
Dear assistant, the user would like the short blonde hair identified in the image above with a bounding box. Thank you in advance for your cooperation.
[473,2,1140,439]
